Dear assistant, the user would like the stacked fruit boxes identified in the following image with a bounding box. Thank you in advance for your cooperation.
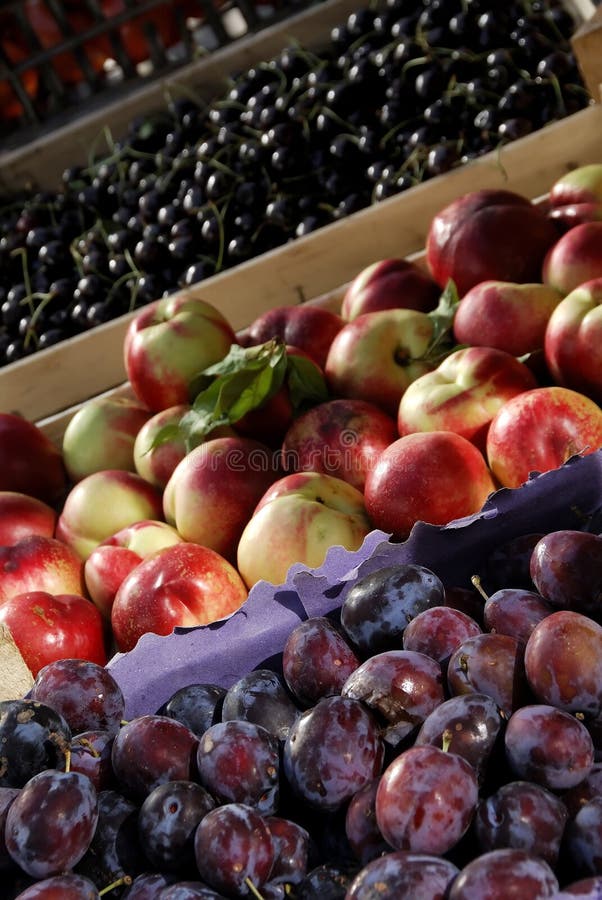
[0,0,599,441]
[0,0,314,148]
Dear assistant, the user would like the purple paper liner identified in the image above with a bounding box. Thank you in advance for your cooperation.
[107,452,602,719]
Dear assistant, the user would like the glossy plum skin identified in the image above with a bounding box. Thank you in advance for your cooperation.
[342,649,445,746]
[196,720,280,814]
[345,850,460,899]
[157,683,226,738]
[138,780,215,872]
[340,564,446,657]
[282,616,360,708]
[0,787,20,872]
[30,658,125,736]
[483,588,553,646]
[415,693,504,787]
[283,695,384,811]
[524,610,602,717]
[0,699,71,788]
[375,745,479,855]
[265,816,310,886]
[5,769,99,879]
[111,715,199,802]
[220,669,300,741]
[529,530,602,617]
[504,704,595,791]
[193,802,275,897]
[446,632,529,716]
[447,847,559,899]
[344,778,391,866]
[11,873,101,898]
[402,605,483,665]
[474,780,568,866]
[69,730,116,793]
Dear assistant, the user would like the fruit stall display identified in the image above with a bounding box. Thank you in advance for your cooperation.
[0,0,311,146]
[2,0,602,896]
[0,0,600,427]
[3,156,602,894]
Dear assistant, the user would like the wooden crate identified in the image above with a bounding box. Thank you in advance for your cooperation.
[0,0,365,188]
[1,0,601,431]
[0,0,314,152]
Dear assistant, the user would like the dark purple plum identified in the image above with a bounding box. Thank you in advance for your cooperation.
[342,649,444,746]
[5,769,99,879]
[265,816,310,886]
[483,587,554,646]
[375,745,479,855]
[530,530,602,617]
[196,720,279,814]
[111,715,199,803]
[283,696,384,811]
[0,699,71,788]
[282,617,360,708]
[220,669,300,741]
[340,564,445,657]
[345,850,460,898]
[475,780,568,866]
[504,704,595,791]
[415,692,504,787]
[402,605,482,665]
[74,788,146,891]
[157,683,226,738]
[448,848,559,898]
[524,610,602,717]
[194,803,275,897]
[447,632,528,716]
[30,659,125,736]
[345,778,391,866]
[562,797,602,881]
[138,780,215,873]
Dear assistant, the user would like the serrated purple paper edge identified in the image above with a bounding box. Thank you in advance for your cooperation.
[108,452,602,719]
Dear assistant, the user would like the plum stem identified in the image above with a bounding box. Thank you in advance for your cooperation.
[471,575,489,601]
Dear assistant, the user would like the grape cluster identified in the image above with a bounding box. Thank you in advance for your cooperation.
[6,538,602,897]
[0,0,590,367]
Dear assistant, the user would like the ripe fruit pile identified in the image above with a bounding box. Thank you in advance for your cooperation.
[2,160,602,895]
[2,161,602,668]
[0,0,590,366]
[6,533,602,898]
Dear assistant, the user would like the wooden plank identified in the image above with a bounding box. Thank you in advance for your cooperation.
[4,101,601,424]
[565,0,597,20]
[572,6,602,101]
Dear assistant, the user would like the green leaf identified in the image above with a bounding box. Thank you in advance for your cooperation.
[179,338,290,447]
[425,278,462,364]
[286,354,330,410]
[146,422,183,453]
[189,338,286,397]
